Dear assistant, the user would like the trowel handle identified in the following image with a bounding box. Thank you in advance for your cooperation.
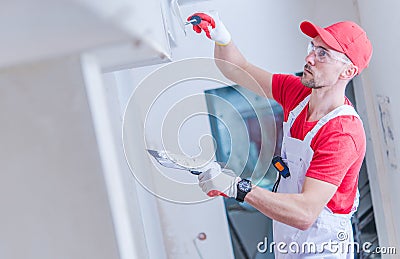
[190,170,202,175]
[186,15,202,25]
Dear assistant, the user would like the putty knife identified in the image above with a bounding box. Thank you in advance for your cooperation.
[147,149,223,175]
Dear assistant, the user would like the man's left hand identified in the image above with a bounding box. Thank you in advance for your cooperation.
[198,165,241,198]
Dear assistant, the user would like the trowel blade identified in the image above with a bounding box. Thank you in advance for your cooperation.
[147,149,188,170]
[147,149,227,174]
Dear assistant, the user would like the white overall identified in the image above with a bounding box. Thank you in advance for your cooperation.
[273,95,360,258]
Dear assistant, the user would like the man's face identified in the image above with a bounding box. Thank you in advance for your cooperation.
[301,36,350,89]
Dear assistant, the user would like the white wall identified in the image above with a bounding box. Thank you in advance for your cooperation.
[0,1,174,257]
[354,0,400,255]
[0,55,120,259]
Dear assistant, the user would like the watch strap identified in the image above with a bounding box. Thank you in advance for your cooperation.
[236,189,247,202]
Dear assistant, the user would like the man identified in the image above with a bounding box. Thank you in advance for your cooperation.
[188,12,372,258]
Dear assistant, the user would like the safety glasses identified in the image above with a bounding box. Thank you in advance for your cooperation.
[307,42,352,64]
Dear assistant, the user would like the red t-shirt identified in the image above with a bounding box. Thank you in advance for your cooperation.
[271,74,366,214]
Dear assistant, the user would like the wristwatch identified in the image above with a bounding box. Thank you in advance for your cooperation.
[236,179,252,202]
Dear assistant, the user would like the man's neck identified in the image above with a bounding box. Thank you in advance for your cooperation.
[307,86,346,122]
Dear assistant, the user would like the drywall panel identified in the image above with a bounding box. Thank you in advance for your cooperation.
[1,0,171,72]
[353,0,400,254]
[86,0,173,72]
[111,70,169,259]
[0,55,119,259]
[84,56,155,259]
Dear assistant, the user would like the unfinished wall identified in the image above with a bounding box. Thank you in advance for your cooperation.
[354,0,400,254]
[0,55,120,259]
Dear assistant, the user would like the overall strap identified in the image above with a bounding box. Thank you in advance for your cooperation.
[287,95,310,128]
[303,105,361,144]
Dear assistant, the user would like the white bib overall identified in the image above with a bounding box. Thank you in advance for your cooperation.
[273,95,360,258]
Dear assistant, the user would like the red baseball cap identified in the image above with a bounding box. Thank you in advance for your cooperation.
[300,20,372,74]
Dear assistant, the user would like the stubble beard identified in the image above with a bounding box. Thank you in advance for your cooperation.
[301,75,324,89]
[302,64,317,89]
[301,76,315,88]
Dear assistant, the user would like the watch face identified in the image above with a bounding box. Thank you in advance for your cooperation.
[238,180,251,192]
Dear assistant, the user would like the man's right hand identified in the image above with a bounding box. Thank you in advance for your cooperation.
[187,11,231,46]
[188,11,274,100]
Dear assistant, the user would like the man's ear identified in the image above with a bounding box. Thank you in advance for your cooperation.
[340,64,358,80]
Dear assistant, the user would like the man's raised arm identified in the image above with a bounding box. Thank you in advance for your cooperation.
[188,12,274,99]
